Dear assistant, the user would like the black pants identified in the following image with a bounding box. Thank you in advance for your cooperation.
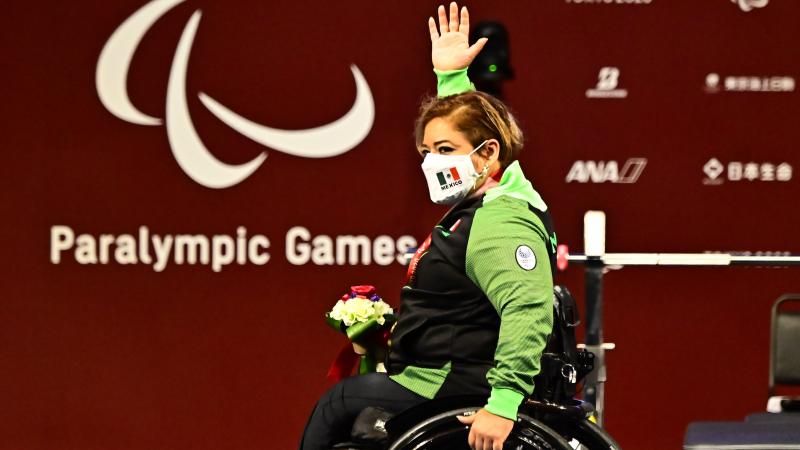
[299,372,427,450]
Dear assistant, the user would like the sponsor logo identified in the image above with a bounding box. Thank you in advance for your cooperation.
[565,0,653,4]
[732,0,768,12]
[566,158,647,183]
[96,0,375,189]
[516,245,537,271]
[436,168,462,190]
[703,158,792,185]
[586,67,628,98]
[705,73,721,93]
[703,158,725,183]
[705,73,795,93]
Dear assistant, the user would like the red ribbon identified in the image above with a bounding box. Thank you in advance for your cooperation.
[405,234,431,284]
[326,342,361,382]
[325,327,394,383]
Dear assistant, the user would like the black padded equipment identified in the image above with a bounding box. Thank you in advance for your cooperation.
[772,296,800,391]
[683,422,800,450]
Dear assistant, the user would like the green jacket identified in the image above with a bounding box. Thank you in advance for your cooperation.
[388,153,556,420]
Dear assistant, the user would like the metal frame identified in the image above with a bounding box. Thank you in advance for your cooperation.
[563,211,800,426]
[401,211,800,426]
[567,253,800,266]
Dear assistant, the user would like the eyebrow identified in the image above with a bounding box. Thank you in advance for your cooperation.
[421,140,456,149]
[419,139,456,149]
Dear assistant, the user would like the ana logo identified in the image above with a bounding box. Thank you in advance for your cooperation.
[566,158,647,184]
[96,0,375,189]
[436,168,462,190]
[733,0,768,12]
[586,67,628,99]
[515,245,537,271]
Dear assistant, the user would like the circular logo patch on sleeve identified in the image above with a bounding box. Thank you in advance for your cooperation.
[515,245,537,270]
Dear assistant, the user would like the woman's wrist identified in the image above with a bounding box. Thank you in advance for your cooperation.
[484,387,524,420]
[434,67,475,97]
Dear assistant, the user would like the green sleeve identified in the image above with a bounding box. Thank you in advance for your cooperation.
[434,68,476,97]
[465,196,554,420]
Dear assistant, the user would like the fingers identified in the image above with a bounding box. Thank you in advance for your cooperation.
[493,438,503,450]
[457,414,475,424]
[468,426,477,450]
[473,434,483,450]
[460,6,470,37]
[435,3,464,35]
[466,37,488,60]
[428,16,439,42]
[438,5,449,35]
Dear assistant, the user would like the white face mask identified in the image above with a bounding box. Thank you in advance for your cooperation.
[421,140,489,205]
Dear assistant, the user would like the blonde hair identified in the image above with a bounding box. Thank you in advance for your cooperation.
[414,91,524,169]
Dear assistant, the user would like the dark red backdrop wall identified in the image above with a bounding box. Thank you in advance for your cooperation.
[2,1,798,449]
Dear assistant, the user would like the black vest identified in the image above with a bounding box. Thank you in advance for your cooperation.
[387,196,556,397]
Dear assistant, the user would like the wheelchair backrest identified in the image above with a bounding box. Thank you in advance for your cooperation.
[547,285,580,357]
[532,285,594,403]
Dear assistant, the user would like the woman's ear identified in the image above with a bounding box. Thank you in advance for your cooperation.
[482,139,501,165]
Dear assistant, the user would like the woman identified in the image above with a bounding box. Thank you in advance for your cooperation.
[299,4,556,450]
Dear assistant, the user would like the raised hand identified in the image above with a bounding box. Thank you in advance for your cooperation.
[428,2,488,71]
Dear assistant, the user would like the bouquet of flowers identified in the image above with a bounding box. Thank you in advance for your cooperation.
[325,285,396,381]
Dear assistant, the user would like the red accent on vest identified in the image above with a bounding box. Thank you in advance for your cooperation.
[405,219,463,285]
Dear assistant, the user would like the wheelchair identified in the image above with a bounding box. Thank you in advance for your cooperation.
[332,285,621,450]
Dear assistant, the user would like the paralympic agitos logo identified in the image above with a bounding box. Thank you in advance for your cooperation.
[96,0,375,189]
[732,0,768,12]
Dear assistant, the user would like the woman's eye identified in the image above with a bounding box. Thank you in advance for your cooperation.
[437,146,454,153]
[420,149,430,158]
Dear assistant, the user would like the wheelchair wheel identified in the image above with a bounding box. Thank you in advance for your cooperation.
[543,417,621,450]
[388,408,574,450]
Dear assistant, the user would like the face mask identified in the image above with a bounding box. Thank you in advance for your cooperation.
[421,140,489,205]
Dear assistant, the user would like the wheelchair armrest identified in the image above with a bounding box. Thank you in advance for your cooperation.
[523,397,594,421]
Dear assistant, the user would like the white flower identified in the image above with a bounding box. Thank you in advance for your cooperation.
[372,301,394,325]
[329,297,394,327]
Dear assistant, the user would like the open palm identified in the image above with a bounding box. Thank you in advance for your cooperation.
[428,2,488,71]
